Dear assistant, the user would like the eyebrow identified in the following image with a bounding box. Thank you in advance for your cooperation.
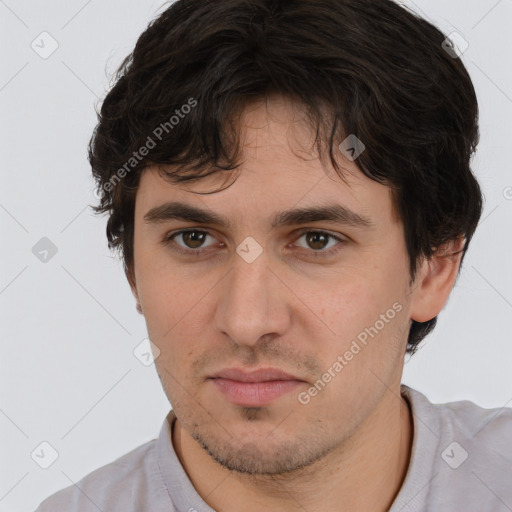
[143,201,374,230]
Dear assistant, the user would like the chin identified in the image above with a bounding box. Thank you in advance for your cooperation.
[190,423,338,476]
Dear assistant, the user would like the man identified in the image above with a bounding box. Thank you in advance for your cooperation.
[35,0,512,511]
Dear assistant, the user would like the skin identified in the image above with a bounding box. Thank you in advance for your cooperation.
[129,95,464,511]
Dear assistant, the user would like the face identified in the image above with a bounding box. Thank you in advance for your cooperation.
[131,96,421,475]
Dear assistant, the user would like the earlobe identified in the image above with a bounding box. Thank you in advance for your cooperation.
[410,238,465,323]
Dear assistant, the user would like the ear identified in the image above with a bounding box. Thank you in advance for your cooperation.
[127,267,143,315]
[410,237,465,323]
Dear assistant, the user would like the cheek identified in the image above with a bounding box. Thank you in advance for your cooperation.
[136,265,194,353]
[315,268,408,358]
[312,269,380,330]
[135,242,201,326]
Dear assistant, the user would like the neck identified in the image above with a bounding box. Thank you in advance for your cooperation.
[172,387,413,512]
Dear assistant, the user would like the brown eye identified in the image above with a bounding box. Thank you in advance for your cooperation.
[181,230,208,249]
[294,229,346,257]
[305,232,330,250]
[164,230,217,254]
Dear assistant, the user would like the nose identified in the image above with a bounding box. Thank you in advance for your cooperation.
[213,251,291,348]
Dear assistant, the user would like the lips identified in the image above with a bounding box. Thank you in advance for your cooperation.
[209,367,305,406]
[211,367,303,383]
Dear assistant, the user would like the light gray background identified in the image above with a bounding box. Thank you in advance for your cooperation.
[1,1,511,510]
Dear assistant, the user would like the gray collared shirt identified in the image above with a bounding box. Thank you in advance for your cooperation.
[34,385,512,511]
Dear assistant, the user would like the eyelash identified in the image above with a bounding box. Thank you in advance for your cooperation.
[162,229,346,258]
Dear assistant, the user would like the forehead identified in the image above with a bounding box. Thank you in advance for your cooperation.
[134,97,396,229]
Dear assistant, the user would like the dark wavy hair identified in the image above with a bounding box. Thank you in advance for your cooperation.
[88,0,483,355]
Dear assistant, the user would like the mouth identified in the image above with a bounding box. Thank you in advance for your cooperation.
[208,367,306,407]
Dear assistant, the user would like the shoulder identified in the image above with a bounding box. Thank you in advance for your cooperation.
[417,388,512,452]
[404,385,512,443]
[400,386,512,511]
[33,438,173,512]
